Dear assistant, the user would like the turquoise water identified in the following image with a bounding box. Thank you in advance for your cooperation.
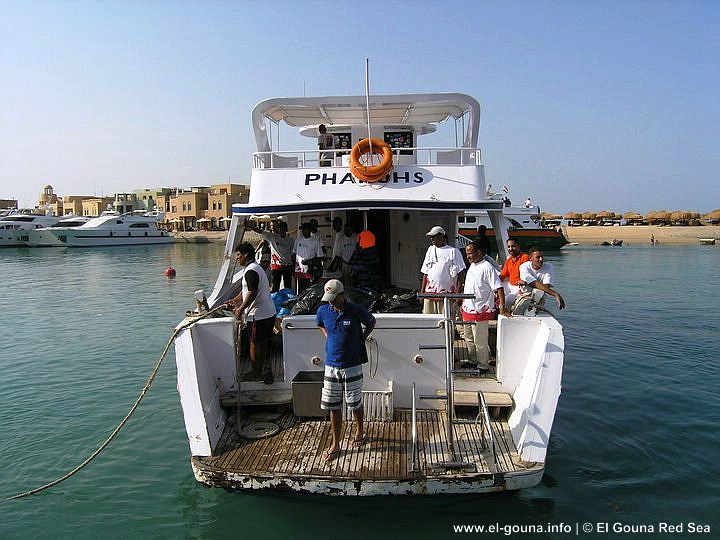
[1,244,719,539]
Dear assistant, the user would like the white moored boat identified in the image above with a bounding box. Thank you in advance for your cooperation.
[174,92,565,495]
[0,213,62,247]
[40,213,174,247]
[22,216,91,247]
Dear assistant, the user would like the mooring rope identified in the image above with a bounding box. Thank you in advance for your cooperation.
[3,305,228,501]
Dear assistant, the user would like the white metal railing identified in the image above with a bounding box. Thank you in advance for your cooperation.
[252,146,482,170]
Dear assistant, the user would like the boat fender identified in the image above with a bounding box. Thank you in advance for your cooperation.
[164,265,176,277]
[350,138,393,183]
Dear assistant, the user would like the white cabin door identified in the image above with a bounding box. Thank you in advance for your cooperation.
[390,211,420,289]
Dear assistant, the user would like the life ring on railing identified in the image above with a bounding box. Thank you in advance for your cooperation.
[349,138,393,183]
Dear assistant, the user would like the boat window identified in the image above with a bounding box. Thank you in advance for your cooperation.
[129,223,150,228]
[509,218,523,228]
[466,216,477,223]
[458,217,465,223]
[3,216,35,222]
[116,220,123,224]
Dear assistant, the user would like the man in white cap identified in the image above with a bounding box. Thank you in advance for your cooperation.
[420,226,466,314]
[315,279,376,461]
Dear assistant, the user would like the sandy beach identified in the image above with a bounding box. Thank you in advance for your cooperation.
[563,225,720,246]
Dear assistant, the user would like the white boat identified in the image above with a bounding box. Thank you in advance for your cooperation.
[0,213,62,247]
[23,216,91,247]
[40,213,174,247]
[173,92,565,496]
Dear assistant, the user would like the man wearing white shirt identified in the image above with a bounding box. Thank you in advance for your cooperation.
[420,226,466,314]
[330,222,357,285]
[518,247,566,310]
[293,222,324,293]
[460,241,509,371]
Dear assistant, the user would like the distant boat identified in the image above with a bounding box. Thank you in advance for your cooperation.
[38,213,174,247]
[699,238,716,245]
[600,239,623,246]
[458,206,569,251]
[0,213,62,247]
[23,216,91,247]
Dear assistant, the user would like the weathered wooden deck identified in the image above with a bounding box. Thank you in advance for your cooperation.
[195,408,523,481]
[198,324,532,491]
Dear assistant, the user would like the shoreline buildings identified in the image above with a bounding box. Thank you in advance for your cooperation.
[16,183,249,230]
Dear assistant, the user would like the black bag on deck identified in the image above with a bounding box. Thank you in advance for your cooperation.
[287,284,326,315]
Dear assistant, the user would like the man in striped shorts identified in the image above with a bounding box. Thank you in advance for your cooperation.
[316,279,376,461]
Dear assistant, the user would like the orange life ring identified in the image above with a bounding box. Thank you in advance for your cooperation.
[349,138,393,183]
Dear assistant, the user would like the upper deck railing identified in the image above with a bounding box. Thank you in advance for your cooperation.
[252,146,483,170]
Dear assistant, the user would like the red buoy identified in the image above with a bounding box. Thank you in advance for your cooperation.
[164,266,176,277]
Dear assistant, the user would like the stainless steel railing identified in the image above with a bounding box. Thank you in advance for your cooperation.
[253,146,482,169]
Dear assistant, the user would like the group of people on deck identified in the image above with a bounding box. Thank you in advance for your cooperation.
[419,226,566,373]
[224,216,566,461]
[246,216,380,296]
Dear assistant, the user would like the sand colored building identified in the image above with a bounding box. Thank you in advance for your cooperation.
[133,188,174,212]
[39,185,63,215]
[159,183,249,230]
[61,195,94,216]
[82,197,114,217]
[204,183,250,230]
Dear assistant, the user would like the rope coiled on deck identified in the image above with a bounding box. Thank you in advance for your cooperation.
[3,305,228,501]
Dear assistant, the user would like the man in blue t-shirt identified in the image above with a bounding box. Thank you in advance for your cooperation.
[315,279,376,462]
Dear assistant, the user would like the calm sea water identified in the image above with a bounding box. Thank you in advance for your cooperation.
[1,243,718,539]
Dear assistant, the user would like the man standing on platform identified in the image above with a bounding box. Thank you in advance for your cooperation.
[292,222,324,293]
[316,279,375,461]
[420,226,466,314]
[226,242,277,385]
[330,221,357,285]
[460,241,509,372]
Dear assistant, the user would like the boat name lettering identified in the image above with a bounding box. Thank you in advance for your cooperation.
[304,171,424,186]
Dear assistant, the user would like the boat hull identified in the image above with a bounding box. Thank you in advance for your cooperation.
[192,459,544,496]
[47,232,174,247]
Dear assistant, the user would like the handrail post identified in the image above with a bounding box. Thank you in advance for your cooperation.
[478,391,497,470]
[418,292,474,465]
[411,382,417,473]
[443,296,456,461]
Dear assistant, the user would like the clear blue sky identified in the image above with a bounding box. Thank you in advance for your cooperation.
[1,0,718,213]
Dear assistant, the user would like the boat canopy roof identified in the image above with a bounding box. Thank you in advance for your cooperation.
[252,93,481,153]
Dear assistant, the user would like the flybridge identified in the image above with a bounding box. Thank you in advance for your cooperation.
[304,171,426,185]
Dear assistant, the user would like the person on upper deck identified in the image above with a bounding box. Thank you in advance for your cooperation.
[292,222,324,293]
[225,242,276,385]
[460,240,509,372]
[500,239,530,308]
[517,247,566,310]
[420,226,466,314]
[318,124,334,167]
